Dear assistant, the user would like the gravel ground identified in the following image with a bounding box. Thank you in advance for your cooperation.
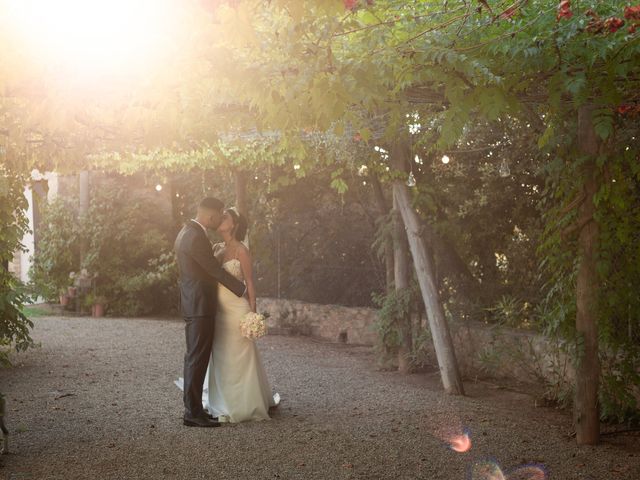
[0,316,638,480]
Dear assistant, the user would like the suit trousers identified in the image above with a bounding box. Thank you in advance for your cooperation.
[183,315,215,418]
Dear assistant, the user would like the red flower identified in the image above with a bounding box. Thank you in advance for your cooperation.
[344,0,358,10]
[604,17,625,33]
[629,24,638,34]
[557,0,572,21]
[618,104,633,115]
[557,10,573,20]
[624,5,640,21]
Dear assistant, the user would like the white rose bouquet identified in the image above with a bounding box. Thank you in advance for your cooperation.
[240,312,267,340]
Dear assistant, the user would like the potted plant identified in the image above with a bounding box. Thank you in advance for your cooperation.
[59,289,70,306]
[91,296,107,317]
[84,293,107,317]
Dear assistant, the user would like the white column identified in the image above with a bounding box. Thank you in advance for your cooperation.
[19,184,35,284]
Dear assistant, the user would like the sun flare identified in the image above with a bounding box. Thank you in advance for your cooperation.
[2,0,183,81]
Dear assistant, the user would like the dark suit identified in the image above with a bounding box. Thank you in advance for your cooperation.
[174,220,246,418]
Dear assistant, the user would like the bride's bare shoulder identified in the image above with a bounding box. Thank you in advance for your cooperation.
[237,242,251,258]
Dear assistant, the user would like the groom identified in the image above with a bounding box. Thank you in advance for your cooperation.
[174,197,246,427]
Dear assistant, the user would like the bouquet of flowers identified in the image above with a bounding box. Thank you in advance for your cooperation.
[240,312,267,340]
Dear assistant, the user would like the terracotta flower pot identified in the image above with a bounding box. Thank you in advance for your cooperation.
[67,286,77,298]
[59,294,70,306]
[91,303,105,317]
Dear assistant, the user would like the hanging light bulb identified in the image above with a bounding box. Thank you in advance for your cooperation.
[498,159,510,177]
[406,171,416,187]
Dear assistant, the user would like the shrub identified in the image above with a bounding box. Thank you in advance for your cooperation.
[1,166,34,364]
[30,181,178,316]
[29,198,80,300]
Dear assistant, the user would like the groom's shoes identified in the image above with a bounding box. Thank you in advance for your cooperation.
[204,412,219,422]
[183,414,220,428]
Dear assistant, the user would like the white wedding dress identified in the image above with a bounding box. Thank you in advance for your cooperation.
[176,259,279,423]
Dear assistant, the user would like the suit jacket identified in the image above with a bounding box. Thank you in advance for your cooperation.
[174,220,246,317]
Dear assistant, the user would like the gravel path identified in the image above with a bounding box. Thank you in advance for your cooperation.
[1,316,638,480]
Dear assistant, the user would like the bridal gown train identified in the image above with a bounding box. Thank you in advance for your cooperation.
[176,259,279,423]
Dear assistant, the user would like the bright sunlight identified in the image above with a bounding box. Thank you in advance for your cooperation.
[2,0,183,81]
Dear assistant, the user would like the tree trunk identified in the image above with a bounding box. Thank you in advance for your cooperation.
[393,195,412,374]
[234,169,248,218]
[391,139,465,395]
[78,170,90,314]
[370,174,395,293]
[574,105,601,445]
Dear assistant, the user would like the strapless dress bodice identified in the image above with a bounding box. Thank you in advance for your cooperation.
[223,259,243,281]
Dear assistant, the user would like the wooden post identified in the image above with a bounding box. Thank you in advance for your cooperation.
[574,105,601,445]
[391,139,464,395]
[78,170,90,314]
[234,169,248,218]
[370,173,399,365]
[393,195,413,374]
[370,174,395,293]
[79,170,90,262]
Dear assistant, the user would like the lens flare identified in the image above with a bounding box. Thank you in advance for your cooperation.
[448,431,472,453]
[471,461,547,480]
[505,465,547,480]
[472,461,505,480]
[424,411,472,453]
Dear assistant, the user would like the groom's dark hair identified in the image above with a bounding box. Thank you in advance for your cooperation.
[198,197,224,212]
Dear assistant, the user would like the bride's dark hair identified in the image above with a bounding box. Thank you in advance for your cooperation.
[226,208,248,241]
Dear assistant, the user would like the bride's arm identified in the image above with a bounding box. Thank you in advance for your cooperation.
[237,246,257,313]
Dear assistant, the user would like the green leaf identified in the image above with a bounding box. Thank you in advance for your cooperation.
[330,177,348,194]
[593,112,614,140]
[360,128,372,142]
[538,123,554,149]
[565,74,586,96]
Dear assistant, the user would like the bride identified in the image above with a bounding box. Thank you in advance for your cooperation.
[204,207,279,422]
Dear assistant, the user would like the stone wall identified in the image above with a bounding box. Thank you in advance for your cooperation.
[257,297,573,387]
[257,297,378,346]
[447,320,573,386]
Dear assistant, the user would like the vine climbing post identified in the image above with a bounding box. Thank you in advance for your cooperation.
[574,105,601,445]
[392,194,412,374]
[370,173,394,294]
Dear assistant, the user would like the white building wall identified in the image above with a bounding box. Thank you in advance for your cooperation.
[46,171,58,201]
[14,171,58,284]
